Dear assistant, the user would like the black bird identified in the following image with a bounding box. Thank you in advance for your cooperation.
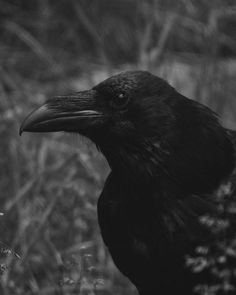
[20,71,236,295]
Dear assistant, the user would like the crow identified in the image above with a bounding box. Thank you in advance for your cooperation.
[20,71,236,295]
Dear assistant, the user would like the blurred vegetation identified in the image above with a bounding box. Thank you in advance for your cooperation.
[0,0,236,294]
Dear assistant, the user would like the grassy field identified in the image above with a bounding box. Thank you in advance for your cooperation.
[0,1,236,294]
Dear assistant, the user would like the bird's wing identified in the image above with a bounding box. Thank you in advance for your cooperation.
[152,128,236,241]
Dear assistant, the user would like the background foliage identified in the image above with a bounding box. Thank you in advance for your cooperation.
[0,0,236,294]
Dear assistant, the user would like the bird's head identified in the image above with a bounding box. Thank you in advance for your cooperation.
[20,71,175,168]
[20,71,235,193]
[20,71,173,140]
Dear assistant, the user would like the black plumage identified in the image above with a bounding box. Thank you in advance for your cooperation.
[20,71,236,295]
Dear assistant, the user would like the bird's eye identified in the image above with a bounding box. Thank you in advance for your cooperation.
[112,93,129,109]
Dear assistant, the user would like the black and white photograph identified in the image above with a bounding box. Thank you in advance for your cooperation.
[0,1,236,294]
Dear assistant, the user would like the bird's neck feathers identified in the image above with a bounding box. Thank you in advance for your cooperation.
[96,101,235,195]
[97,137,172,187]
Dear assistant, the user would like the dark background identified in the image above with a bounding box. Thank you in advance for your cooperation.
[0,0,236,294]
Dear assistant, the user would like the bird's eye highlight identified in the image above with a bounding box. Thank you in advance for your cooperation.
[112,93,129,109]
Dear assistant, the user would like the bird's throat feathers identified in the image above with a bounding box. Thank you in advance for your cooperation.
[96,105,235,195]
[97,138,169,185]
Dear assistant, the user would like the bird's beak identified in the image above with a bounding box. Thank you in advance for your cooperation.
[19,90,103,135]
